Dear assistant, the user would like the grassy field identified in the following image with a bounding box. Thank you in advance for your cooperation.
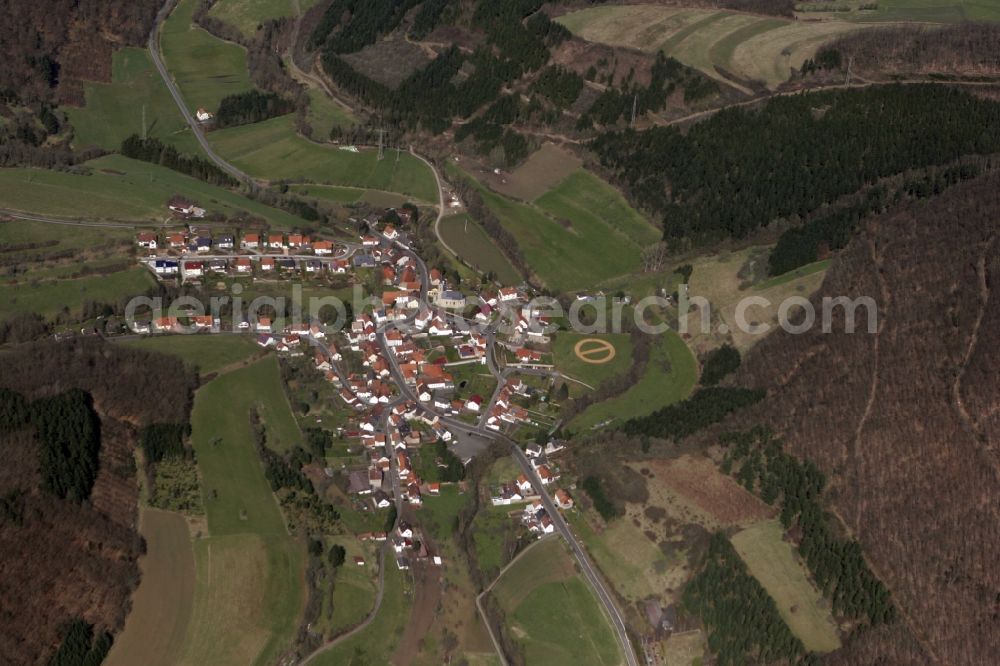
[180,533,304,666]
[438,214,522,284]
[207,0,320,38]
[303,87,358,139]
[122,335,263,376]
[66,47,201,154]
[324,537,377,634]
[174,357,305,665]
[0,154,308,226]
[106,509,196,666]
[731,520,842,653]
[208,115,438,199]
[685,246,830,352]
[0,264,154,319]
[452,165,650,293]
[492,537,622,666]
[486,143,583,201]
[557,6,878,90]
[570,330,697,430]
[552,331,633,389]
[566,511,675,603]
[161,0,254,112]
[312,561,410,665]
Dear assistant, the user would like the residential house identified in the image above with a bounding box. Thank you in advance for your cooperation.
[242,233,260,250]
[136,232,157,249]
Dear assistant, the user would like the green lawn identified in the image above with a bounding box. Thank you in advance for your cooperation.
[312,562,410,665]
[451,165,649,293]
[66,47,201,154]
[322,537,377,635]
[303,87,358,139]
[208,115,438,200]
[0,267,155,319]
[161,0,255,112]
[552,331,633,389]
[192,356,301,536]
[731,520,842,653]
[421,485,471,542]
[438,214,522,284]
[290,184,364,203]
[121,335,262,376]
[0,154,308,226]
[570,330,697,430]
[178,356,307,665]
[491,537,622,666]
[756,259,831,290]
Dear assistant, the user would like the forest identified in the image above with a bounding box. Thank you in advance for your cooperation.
[699,344,740,386]
[719,427,895,625]
[214,90,295,129]
[682,532,807,666]
[31,389,101,503]
[592,85,1000,243]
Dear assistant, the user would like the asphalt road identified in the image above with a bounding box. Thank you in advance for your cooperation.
[147,0,255,187]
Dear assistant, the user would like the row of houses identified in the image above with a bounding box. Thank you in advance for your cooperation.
[137,230,339,256]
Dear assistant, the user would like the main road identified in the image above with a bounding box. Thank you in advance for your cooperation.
[148,0,255,186]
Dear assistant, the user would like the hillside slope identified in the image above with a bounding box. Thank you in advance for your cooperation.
[0,339,195,664]
[734,173,1000,664]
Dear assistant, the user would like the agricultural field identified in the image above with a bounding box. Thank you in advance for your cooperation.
[121,334,263,376]
[208,0,321,38]
[552,331,634,390]
[485,143,583,202]
[566,510,677,604]
[630,456,774,530]
[312,562,410,665]
[161,0,255,112]
[175,357,306,665]
[208,115,438,200]
[180,533,304,666]
[453,164,652,293]
[438,214,522,284]
[570,330,697,430]
[290,183,419,209]
[303,87,358,139]
[66,48,201,154]
[105,509,195,666]
[0,154,309,227]
[731,520,842,653]
[491,537,622,666]
[557,5,876,90]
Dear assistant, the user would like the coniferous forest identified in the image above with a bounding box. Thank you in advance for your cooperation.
[592,85,1000,243]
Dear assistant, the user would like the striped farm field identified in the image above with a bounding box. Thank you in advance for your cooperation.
[557,5,878,90]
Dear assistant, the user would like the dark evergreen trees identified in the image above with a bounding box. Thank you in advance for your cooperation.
[214,90,294,128]
[120,135,237,187]
[139,423,190,463]
[700,345,741,386]
[619,387,764,439]
[592,85,1000,243]
[32,390,101,503]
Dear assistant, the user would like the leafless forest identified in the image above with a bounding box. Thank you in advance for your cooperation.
[729,173,1000,664]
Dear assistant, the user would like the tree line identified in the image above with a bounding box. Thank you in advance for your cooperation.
[120,135,238,187]
[592,85,1000,244]
[719,427,896,626]
[619,387,764,440]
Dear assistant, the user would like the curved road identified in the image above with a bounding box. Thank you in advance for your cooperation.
[148,0,255,187]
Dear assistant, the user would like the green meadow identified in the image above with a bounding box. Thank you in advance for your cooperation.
[161,0,255,112]
[0,154,308,226]
[438,214,522,284]
[176,356,306,665]
[122,334,263,376]
[208,115,438,200]
[66,47,201,154]
[491,537,621,666]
